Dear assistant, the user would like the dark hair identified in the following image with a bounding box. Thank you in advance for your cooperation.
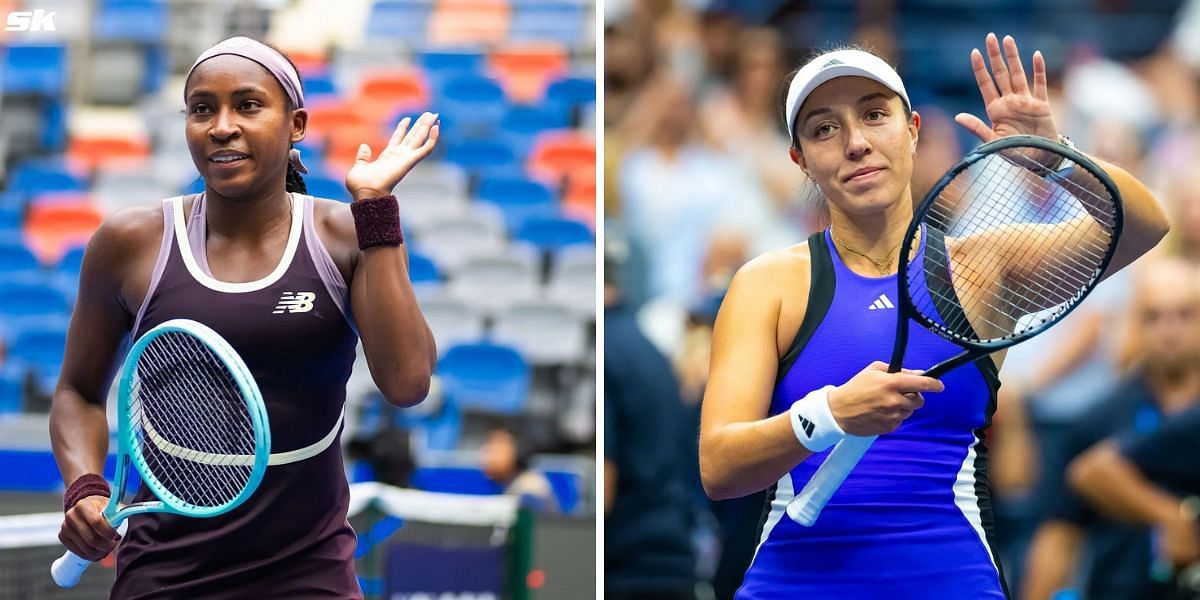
[266,43,308,195]
[781,43,912,151]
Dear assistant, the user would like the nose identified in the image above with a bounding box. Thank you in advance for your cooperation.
[209,106,240,142]
[844,122,871,161]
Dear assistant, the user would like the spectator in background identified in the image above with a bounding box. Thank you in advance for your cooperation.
[1021,259,1200,600]
[604,241,697,600]
[1160,169,1200,265]
[480,420,559,513]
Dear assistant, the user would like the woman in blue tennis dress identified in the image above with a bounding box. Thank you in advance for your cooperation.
[699,34,1168,598]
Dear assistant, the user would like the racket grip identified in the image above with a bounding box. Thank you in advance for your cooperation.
[51,549,92,588]
[787,435,878,526]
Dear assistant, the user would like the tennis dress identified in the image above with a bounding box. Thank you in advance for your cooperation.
[735,229,1007,599]
[111,193,360,599]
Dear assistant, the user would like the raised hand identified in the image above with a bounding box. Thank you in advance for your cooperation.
[955,33,1059,144]
[345,111,440,201]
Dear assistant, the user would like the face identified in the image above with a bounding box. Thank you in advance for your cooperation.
[789,77,919,218]
[480,429,518,482]
[1133,264,1200,369]
[184,55,306,199]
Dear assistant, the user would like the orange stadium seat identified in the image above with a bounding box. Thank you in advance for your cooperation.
[324,124,390,174]
[488,45,569,104]
[354,71,430,124]
[527,130,595,188]
[428,0,511,46]
[280,48,328,77]
[563,166,595,227]
[24,202,104,264]
[66,136,150,172]
[303,103,371,145]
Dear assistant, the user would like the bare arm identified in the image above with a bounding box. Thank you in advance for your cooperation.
[342,113,440,407]
[1021,520,1083,600]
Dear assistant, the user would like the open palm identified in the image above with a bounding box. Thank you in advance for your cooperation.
[955,33,1059,143]
[345,111,440,200]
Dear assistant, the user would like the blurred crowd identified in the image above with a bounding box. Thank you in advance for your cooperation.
[603,0,1200,598]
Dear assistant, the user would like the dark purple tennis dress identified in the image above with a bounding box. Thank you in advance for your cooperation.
[112,193,361,599]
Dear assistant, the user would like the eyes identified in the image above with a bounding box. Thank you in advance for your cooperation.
[809,109,889,139]
[187,99,265,115]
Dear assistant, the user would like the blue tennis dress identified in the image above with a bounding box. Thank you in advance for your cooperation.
[735,229,1007,599]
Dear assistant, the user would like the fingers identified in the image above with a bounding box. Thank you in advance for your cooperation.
[984,33,1012,96]
[970,48,999,106]
[60,500,119,560]
[889,372,945,394]
[1002,35,1030,95]
[387,117,412,148]
[354,143,372,164]
[398,112,438,148]
[1031,50,1048,101]
[954,113,996,143]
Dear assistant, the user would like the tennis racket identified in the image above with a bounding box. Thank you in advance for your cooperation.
[787,134,1123,526]
[51,319,270,588]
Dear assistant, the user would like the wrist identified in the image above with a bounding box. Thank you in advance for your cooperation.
[788,385,844,452]
[351,188,391,203]
[64,473,110,513]
[349,195,404,250]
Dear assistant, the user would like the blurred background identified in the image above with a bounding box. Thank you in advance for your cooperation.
[0,0,596,598]
[603,0,1200,599]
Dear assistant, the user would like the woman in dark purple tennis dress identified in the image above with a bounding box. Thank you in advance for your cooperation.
[50,37,438,598]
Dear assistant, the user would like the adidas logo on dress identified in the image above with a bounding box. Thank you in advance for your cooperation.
[868,294,895,310]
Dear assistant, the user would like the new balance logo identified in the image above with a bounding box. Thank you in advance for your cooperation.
[795,414,815,438]
[822,58,845,68]
[273,291,315,314]
[868,294,895,310]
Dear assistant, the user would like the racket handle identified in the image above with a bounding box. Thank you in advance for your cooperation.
[787,435,878,526]
[51,549,92,588]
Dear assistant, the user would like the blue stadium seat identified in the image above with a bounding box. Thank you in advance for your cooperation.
[0,241,42,274]
[0,280,70,319]
[1,45,67,96]
[516,217,593,252]
[56,245,86,277]
[477,177,558,232]
[10,325,68,389]
[8,160,85,196]
[419,51,485,91]
[397,397,462,451]
[407,251,440,284]
[0,194,23,234]
[499,105,569,157]
[443,140,517,179]
[93,0,167,43]
[544,76,595,116]
[544,469,580,513]
[303,174,351,202]
[510,2,587,44]
[437,75,507,138]
[365,0,432,41]
[301,72,339,103]
[0,365,22,414]
[412,466,502,495]
[437,342,530,414]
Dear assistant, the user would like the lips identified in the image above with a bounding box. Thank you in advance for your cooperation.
[844,166,884,182]
[208,150,250,164]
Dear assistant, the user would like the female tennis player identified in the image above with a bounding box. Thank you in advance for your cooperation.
[49,37,436,597]
[699,33,1169,598]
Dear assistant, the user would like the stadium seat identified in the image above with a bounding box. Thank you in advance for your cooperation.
[418,295,485,356]
[355,71,430,123]
[419,50,486,91]
[0,239,41,274]
[0,279,70,319]
[498,105,570,158]
[398,395,463,451]
[67,135,151,172]
[563,166,595,225]
[92,169,175,213]
[527,130,595,188]
[301,71,340,105]
[302,174,352,202]
[411,216,506,274]
[448,254,539,314]
[411,466,502,495]
[443,139,517,179]
[516,216,592,252]
[436,342,530,414]
[428,0,511,46]
[407,251,441,284]
[542,468,582,513]
[492,299,587,365]
[546,244,594,318]
[510,0,587,44]
[93,0,166,42]
[365,0,433,41]
[24,202,104,264]
[7,160,85,196]
[9,324,67,390]
[302,103,371,145]
[437,75,508,139]
[55,245,85,278]
[476,176,558,232]
[544,75,595,120]
[85,45,150,104]
[0,365,22,414]
[488,45,568,103]
[1,45,67,95]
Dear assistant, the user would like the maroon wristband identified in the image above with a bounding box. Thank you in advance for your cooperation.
[350,195,404,250]
[64,473,111,513]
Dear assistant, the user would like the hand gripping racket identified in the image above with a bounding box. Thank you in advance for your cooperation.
[787,134,1123,526]
[52,319,270,587]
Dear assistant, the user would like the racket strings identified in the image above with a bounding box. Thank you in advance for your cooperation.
[128,332,258,508]
[912,148,1118,343]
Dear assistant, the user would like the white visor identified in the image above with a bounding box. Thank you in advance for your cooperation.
[784,49,910,142]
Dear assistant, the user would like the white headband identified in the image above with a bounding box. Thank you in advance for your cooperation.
[783,49,910,142]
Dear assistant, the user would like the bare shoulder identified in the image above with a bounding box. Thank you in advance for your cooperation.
[311,197,358,278]
[730,242,812,294]
[89,204,164,263]
[723,242,814,355]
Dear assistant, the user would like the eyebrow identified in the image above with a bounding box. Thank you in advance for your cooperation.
[801,92,891,127]
[186,86,271,101]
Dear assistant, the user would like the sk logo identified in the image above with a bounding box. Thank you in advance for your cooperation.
[273,291,315,314]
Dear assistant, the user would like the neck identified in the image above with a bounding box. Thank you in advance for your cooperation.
[1145,362,1200,414]
[827,189,914,275]
[202,185,293,240]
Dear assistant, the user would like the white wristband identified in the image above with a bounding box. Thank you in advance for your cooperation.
[788,385,845,452]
